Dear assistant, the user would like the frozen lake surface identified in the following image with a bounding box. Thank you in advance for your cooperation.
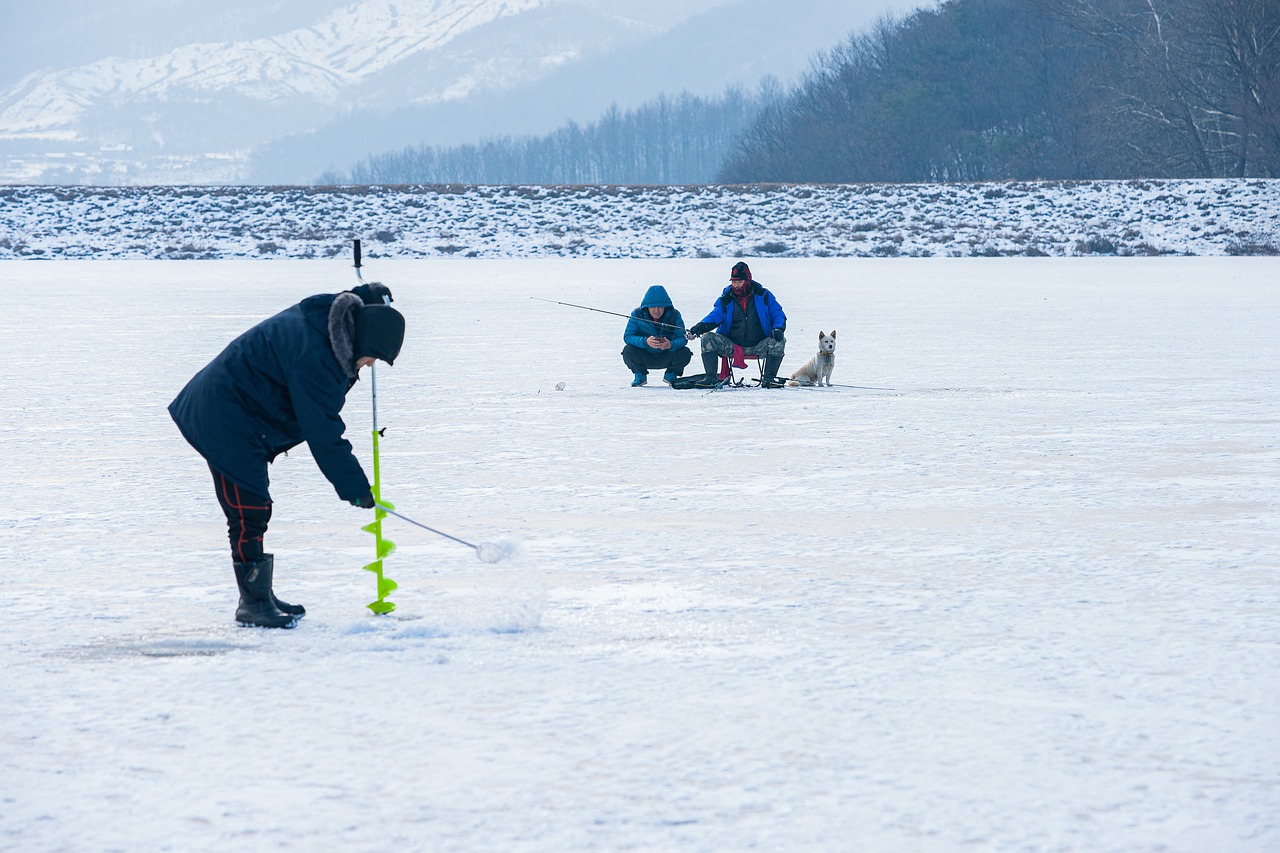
[1,257,1277,851]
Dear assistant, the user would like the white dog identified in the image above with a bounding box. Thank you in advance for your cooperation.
[786,330,836,386]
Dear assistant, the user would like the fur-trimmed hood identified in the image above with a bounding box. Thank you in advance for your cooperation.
[328,292,362,379]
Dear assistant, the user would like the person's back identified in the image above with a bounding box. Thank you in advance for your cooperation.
[170,294,365,500]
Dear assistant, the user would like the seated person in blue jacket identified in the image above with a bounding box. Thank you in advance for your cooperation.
[169,283,405,629]
[622,284,692,386]
[687,261,787,387]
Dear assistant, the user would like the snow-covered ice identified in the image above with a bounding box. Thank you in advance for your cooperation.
[1,256,1277,851]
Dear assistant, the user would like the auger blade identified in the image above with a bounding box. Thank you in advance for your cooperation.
[366,416,396,613]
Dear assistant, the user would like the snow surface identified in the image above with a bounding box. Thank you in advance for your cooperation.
[1,256,1278,851]
[3,179,1278,261]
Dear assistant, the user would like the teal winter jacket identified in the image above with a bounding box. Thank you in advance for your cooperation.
[623,285,688,351]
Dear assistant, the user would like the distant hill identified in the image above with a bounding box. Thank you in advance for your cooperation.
[0,0,922,185]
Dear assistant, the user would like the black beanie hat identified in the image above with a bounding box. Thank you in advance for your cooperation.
[354,304,406,366]
[730,261,751,281]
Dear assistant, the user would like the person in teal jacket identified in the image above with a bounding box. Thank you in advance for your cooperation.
[621,285,692,386]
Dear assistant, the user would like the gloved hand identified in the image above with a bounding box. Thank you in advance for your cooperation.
[350,491,376,509]
[689,322,714,337]
[771,328,785,341]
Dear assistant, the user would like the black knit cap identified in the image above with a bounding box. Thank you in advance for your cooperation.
[354,304,406,366]
[730,261,751,281]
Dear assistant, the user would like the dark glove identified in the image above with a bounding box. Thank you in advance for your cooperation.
[689,322,714,336]
[350,491,376,509]
[771,328,785,341]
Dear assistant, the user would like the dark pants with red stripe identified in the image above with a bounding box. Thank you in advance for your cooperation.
[210,466,272,564]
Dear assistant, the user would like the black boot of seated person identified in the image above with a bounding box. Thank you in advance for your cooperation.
[694,352,721,387]
[702,351,719,378]
[762,356,784,388]
[261,554,305,618]
[233,557,297,629]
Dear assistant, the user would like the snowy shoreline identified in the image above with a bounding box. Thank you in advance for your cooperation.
[3,178,1278,260]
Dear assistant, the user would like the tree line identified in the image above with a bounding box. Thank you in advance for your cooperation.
[327,0,1279,185]
[720,0,1280,182]
[324,87,775,185]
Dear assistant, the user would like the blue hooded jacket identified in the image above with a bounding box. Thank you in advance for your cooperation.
[623,285,688,351]
[169,289,379,502]
[697,279,786,344]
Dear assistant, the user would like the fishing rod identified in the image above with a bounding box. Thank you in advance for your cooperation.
[813,381,895,391]
[531,296,691,336]
[767,380,896,391]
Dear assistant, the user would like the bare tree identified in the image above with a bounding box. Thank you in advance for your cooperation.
[1053,0,1280,176]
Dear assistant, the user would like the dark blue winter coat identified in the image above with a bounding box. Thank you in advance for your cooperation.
[623,285,688,351]
[698,280,786,343]
[168,290,373,502]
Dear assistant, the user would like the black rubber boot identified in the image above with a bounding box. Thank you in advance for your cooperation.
[261,554,305,618]
[233,557,297,628]
[693,351,722,387]
[762,356,784,388]
[702,351,719,377]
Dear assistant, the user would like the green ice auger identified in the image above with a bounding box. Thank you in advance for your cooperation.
[362,426,398,614]
[354,238,397,614]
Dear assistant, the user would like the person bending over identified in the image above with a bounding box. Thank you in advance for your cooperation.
[169,283,405,628]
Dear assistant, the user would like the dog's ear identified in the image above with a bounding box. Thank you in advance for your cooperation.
[818,330,825,339]
[831,330,836,337]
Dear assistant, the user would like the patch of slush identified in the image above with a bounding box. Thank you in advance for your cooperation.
[476,538,521,564]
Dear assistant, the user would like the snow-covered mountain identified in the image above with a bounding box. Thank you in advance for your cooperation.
[0,0,626,182]
[0,0,923,185]
[3,0,546,131]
